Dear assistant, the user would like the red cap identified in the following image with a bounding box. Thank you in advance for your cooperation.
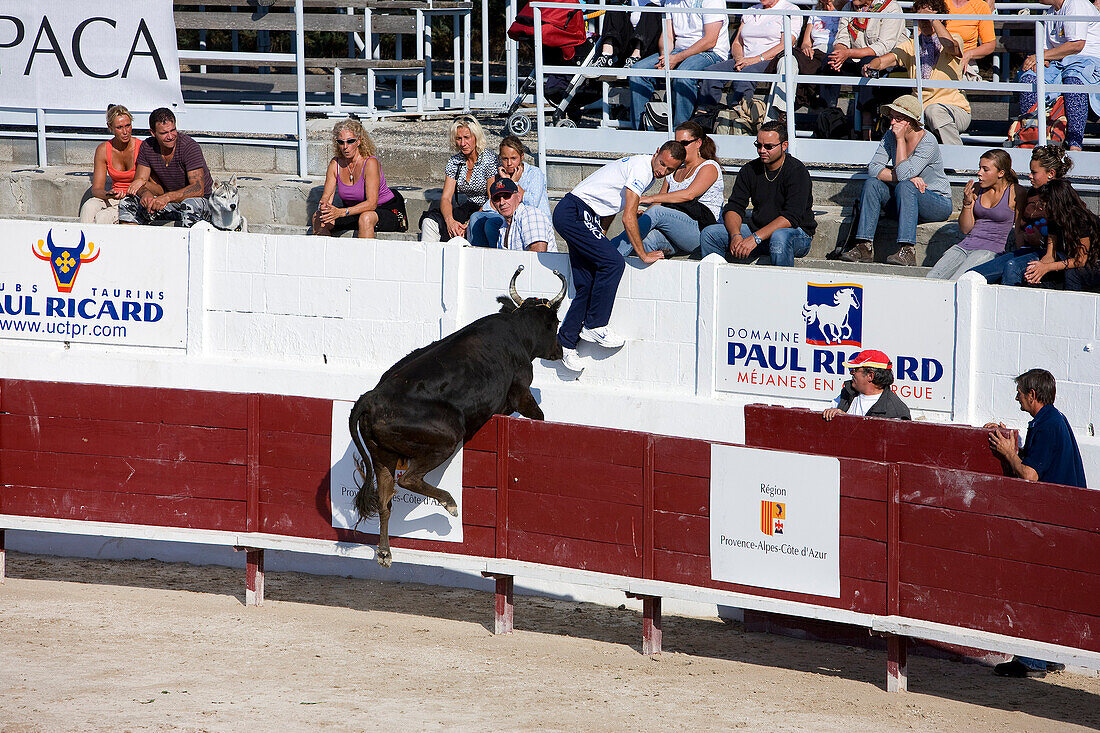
[843,349,892,370]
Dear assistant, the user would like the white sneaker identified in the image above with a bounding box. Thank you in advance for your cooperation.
[560,347,586,372]
[578,326,626,348]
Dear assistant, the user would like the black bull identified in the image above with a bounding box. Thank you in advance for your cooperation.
[349,266,567,566]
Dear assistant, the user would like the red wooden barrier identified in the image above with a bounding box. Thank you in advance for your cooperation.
[2,380,1098,689]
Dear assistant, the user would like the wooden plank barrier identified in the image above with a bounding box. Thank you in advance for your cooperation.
[1,380,1098,693]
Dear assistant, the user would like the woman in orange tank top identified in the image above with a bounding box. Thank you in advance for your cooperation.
[79,104,141,225]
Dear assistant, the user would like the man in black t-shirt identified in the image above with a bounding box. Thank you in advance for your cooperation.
[699,122,816,266]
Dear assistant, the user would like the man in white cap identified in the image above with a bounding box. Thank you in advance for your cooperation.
[822,349,912,420]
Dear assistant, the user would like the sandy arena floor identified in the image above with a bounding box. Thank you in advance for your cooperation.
[1,552,1098,732]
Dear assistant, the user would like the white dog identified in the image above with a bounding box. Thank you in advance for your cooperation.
[208,176,248,232]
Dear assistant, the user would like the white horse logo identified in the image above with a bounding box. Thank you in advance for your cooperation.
[802,288,860,344]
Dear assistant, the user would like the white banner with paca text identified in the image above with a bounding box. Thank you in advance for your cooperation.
[0,2,183,110]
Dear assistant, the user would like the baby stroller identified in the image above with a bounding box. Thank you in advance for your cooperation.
[504,0,604,135]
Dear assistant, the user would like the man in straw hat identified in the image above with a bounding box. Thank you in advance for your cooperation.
[822,349,912,420]
[840,94,953,267]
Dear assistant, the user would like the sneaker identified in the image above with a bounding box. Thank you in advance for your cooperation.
[560,347,586,372]
[993,659,1046,678]
[886,244,917,266]
[585,54,615,79]
[840,241,874,263]
[579,326,626,348]
[623,55,640,69]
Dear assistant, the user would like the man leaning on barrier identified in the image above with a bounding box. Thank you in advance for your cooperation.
[698,121,816,266]
[119,108,213,228]
[821,350,912,421]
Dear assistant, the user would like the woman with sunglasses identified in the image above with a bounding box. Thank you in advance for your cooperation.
[610,121,723,258]
[420,116,499,241]
[312,118,407,238]
[841,94,952,266]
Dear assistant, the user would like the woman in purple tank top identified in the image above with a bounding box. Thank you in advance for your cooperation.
[312,118,407,238]
[927,149,1021,280]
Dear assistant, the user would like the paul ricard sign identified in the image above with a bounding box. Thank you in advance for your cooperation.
[714,269,956,410]
[0,221,189,348]
[710,445,840,597]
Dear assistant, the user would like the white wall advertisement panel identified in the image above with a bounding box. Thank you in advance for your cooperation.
[714,269,956,410]
[329,400,464,542]
[710,445,840,597]
[0,221,188,348]
[0,2,183,111]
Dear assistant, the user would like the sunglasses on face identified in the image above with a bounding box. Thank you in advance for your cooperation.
[677,137,699,145]
[337,138,358,146]
[754,141,781,150]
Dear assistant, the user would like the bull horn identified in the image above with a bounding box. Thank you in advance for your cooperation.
[548,270,567,308]
[509,265,525,306]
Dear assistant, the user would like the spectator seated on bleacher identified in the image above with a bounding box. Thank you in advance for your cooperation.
[119,108,213,228]
[482,178,559,253]
[420,116,499,242]
[311,118,408,239]
[969,144,1073,284]
[1016,179,1100,290]
[467,135,551,248]
[628,0,729,130]
[611,121,723,259]
[1019,0,1100,151]
[824,0,906,119]
[80,104,138,226]
[793,0,849,110]
[699,121,816,267]
[862,0,971,146]
[927,149,1022,280]
[821,349,911,421]
[590,0,662,71]
[698,0,803,111]
[840,95,953,267]
[945,0,995,81]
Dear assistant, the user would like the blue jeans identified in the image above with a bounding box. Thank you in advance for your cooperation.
[855,178,953,246]
[630,50,722,130]
[699,222,812,267]
[699,57,770,108]
[466,210,505,247]
[968,247,1042,286]
[610,205,704,257]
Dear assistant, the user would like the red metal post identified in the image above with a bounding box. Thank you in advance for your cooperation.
[628,592,662,655]
[241,547,264,606]
[483,572,514,634]
[886,463,907,691]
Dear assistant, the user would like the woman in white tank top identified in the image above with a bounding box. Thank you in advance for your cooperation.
[612,121,725,258]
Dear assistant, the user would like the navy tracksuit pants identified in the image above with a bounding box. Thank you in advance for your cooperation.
[553,193,626,349]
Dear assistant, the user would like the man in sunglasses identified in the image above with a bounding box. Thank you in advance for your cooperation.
[821,349,911,421]
[698,121,816,266]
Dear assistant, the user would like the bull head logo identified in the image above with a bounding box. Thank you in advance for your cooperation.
[33,229,99,293]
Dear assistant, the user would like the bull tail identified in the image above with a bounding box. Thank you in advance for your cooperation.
[348,396,382,522]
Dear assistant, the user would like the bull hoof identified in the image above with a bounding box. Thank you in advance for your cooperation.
[377,548,392,568]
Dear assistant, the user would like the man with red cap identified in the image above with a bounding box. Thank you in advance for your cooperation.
[822,349,912,421]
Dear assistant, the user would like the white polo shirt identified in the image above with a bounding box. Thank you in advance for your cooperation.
[570,154,654,218]
[662,0,731,60]
[1046,0,1100,58]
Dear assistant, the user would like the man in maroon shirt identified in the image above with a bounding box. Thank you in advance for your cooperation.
[119,108,214,227]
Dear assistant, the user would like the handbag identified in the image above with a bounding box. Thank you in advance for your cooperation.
[662,199,717,229]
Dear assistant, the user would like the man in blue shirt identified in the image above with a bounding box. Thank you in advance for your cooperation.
[986,368,1085,678]
[987,368,1087,489]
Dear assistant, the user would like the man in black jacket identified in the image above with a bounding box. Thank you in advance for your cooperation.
[822,350,911,421]
[699,121,816,266]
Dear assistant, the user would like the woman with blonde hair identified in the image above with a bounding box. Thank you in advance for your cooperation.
[927,149,1022,279]
[79,104,140,224]
[420,115,499,241]
[312,117,407,238]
